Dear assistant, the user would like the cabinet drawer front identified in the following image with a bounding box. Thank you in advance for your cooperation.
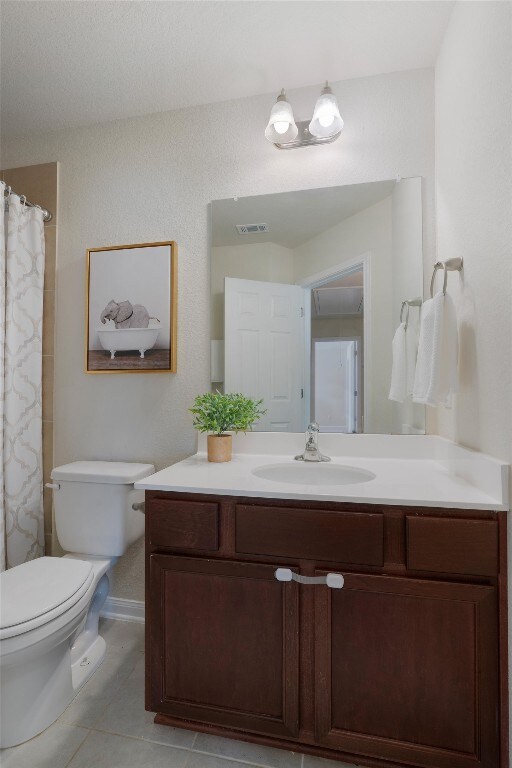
[236,505,384,566]
[148,498,219,551]
[406,516,498,576]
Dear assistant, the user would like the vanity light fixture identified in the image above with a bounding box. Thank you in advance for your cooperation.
[265,82,343,150]
[309,82,344,138]
[264,89,298,144]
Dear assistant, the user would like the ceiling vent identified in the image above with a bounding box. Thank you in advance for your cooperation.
[235,223,269,235]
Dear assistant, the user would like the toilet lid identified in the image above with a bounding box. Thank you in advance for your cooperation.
[0,557,94,632]
[51,460,155,484]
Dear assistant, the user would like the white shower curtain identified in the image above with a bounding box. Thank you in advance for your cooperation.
[1,181,45,571]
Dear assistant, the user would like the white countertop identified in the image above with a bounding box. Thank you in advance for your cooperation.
[136,433,509,511]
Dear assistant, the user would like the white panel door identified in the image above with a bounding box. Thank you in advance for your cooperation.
[224,277,306,431]
[313,339,358,433]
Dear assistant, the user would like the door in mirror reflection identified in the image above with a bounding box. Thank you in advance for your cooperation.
[211,179,425,435]
[313,339,360,433]
[224,277,306,431]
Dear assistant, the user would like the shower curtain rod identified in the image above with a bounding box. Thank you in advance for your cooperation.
[3,184,53,223]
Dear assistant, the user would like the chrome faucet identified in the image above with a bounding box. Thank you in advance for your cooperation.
[294,422,331,462]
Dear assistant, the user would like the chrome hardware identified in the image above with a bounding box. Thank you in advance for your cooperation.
[294,422,331,462]
[3,182,53,222]
[399,297,422,329]
[274,120,342,150]
[45,482,60,490]
[132,501,145,512]
[430,257,463,298]
[275,568,344,589]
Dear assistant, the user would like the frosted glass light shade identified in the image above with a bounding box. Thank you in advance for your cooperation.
[309,86,343,138]
[265,92,298,144]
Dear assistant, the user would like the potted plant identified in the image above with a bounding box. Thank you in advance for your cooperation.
[190,392,266,462]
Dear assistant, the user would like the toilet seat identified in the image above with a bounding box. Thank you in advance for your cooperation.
[0,557,94,640]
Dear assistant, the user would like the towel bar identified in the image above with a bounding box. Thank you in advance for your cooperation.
[430,257,463,298]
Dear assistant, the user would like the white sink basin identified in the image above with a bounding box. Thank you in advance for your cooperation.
[252,462,376,486]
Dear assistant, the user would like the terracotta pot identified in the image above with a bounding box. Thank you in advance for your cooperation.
[207,434,232,463]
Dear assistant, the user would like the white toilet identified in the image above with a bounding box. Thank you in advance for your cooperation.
[0,460,154,748]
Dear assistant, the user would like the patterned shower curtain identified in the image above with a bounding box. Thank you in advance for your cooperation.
[0,181,45,570]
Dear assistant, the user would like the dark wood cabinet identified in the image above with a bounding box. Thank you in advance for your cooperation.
[148,554,299,739]
[315,571,498,768]
[145,493,507,768]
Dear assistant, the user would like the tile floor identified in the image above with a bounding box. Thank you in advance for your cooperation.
[1,619,356,768]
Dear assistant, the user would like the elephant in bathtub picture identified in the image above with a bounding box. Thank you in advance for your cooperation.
[98,300,161,360]
[100,299,153,329]
[86,240,177,373]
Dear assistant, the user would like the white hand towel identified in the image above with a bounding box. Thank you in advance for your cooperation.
[389,323,407,402]
[405,315,419,395]
[412,290,458,407]
[389,317,419,403]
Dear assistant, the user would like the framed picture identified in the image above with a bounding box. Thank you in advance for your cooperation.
[85,241,177,373]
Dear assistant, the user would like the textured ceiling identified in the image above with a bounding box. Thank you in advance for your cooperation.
[0,1,454,137]
[212,180,396,248]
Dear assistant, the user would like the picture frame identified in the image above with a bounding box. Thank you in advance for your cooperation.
[85,241,177,373]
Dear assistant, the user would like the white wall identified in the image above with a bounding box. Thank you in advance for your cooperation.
[434,0,512,752]
[0,68,435,600]
[312,316,364,341]
[391,178,425,433]
[294,197,394,433]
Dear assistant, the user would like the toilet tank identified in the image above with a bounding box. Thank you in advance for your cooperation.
[51,461,155,557]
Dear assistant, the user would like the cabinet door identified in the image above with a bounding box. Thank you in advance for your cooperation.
[148,555,299,739]
[315,572,499,768]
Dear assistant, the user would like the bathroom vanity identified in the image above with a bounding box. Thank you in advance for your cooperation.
[138,435,509,768]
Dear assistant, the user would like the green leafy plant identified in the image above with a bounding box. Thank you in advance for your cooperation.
[190,392,266,436]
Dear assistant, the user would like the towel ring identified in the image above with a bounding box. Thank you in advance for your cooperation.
[430,257,463,298]
[400,297,422,329]
[400,301,410,328]
[430,262,448,298]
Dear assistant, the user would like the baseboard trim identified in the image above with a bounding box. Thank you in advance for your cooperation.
[101,597,145,624]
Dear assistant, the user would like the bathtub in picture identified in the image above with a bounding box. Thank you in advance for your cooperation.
[97,325,160,359]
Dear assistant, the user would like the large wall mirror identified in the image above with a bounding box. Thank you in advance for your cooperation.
[210,178,425,434]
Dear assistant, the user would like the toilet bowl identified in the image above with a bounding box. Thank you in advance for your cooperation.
[0,460,154,748]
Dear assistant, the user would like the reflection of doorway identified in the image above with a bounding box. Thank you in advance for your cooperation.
[303,261,366,433]
[222,261,367,433]
[312,338,361,432]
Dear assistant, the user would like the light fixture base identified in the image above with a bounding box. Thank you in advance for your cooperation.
[273,120,341,150]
